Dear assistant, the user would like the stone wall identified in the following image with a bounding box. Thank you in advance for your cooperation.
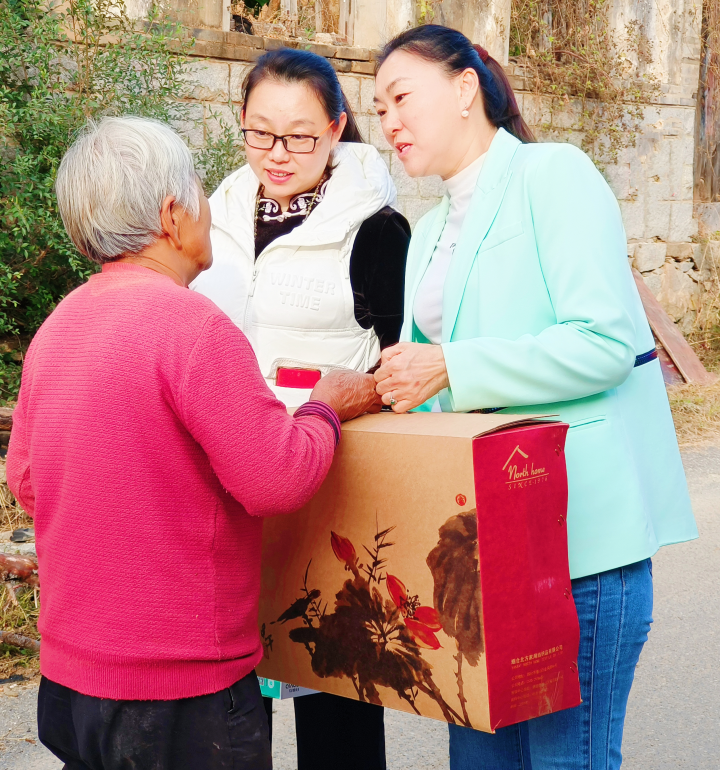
[181,30,445,227]
[510,88,711,333]
[181,17,715,330]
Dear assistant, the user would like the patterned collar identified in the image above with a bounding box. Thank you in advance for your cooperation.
[257,175,330,223]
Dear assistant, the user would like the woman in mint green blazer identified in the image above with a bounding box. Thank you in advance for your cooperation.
[373,25,698,770]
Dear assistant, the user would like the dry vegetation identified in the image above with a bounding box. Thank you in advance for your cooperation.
[668,380,720,445]
[0,465,39,679]
[670,235,720,446]
[0,475,31,534]
[668,337,720,446]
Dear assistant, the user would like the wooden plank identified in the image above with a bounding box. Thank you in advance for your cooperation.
[632,269,717,385]
[654,336,685,387]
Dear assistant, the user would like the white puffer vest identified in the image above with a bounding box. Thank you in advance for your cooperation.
[191,143,398,406]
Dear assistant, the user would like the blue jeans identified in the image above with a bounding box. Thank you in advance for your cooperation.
[449,559,653,770]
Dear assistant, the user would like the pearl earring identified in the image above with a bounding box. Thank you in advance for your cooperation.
[461,109,470,118]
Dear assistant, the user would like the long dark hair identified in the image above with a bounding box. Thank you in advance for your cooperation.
[378,25,535,144]
[242,48,365,143]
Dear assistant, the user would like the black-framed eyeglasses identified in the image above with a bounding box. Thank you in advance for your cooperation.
[241,120,336,154]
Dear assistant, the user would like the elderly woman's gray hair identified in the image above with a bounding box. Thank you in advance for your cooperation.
[56,116,200,265]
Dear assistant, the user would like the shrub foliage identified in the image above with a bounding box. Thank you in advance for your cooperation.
[0,0,243,403]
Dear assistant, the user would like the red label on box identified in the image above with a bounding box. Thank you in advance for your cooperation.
[473,422,581,729]
[276,368,322,389]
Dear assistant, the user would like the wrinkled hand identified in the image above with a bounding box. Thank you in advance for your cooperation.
[310,369,382,422]
[374,343,449,413]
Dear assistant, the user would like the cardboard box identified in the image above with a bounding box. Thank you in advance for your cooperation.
[257,677,316,700]
[257,412,581,732]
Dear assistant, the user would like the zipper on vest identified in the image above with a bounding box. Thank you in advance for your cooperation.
[248,266,258,297]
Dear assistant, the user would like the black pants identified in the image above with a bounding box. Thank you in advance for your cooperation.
[264,692,386,770]
[38,673,271,770]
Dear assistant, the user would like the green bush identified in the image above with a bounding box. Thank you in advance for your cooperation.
[0,0,244,403]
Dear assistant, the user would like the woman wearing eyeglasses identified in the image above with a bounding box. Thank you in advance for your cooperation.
[191,47,410,770]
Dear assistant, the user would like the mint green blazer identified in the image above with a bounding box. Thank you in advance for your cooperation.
[402,128,698,579]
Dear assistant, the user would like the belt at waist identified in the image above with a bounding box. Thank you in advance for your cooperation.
[476,348,659,415]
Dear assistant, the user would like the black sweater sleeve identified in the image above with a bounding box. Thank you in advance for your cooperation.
[349,207,411,350]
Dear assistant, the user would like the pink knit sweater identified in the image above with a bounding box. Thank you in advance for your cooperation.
[6,263,336,700]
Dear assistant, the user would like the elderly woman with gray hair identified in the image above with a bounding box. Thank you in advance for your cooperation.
[6,115,379,770]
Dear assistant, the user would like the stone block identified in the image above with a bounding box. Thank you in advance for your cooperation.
[367,115,387,151]
[642,270,663,299]
[655,262,700,322]
[224,45,264,63]
[634,242,667,272]
[192,40,263,62]
[359,77,376,115]
[192,27,224,43]
[184,61,230,103]
[377,150,392,171]
[645,138,672,187]
[335,46,370,61]
[619,201,644,241]
[694,241,720,280]
[337,75,361,113]
[681,106,696,136]
[677,311,697,336]
[666,242,700,261]
[546,101,582,131]
[227,31,264,48]
[694,203,720,238]
[645,201,671,240]
[264,38,298,51]
[229,64,252,102]
[396,196,438,228]
[389,155,419,196]
[204,102,243,143]
[681,162,694,197]
[418,176,446,199]
[306,42,338,58]
[353,115,371,142]
[171,103,204,149]
[603,163,631,200]
[351,61,376,75]
[330,59,352,73]
[669,201,697,241]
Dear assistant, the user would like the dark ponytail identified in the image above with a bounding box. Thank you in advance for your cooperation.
[242,48,365,143]
[378,25,535,144]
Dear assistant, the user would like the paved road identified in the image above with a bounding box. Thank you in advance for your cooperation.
[622,444,720,770]
[1,444,717,770]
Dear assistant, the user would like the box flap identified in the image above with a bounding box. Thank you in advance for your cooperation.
[340,411,556,439]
